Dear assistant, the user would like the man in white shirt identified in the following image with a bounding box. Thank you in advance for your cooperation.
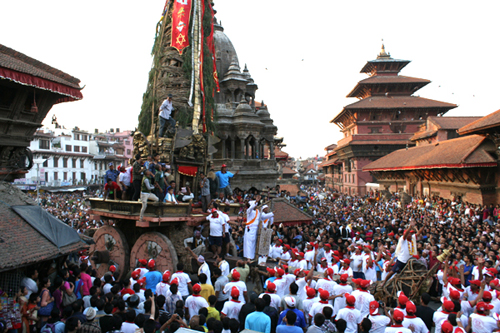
[259,282,281,311]
[118,166,132,200]
[336,293,362,333]
[206,208,224,257]
[468,301,499,333]
[243,197,261,259]
[170,263,192,299]
[269,239,283,259]
[223,270,247,303]
[367,301,391,333]
[332,274,353,316]
[351,279,375,317]
[402,301,428,333]
[385,310,411,333]
[159,94,176,137]
[139,170,159,222]
[21,268,38,298]
[221,287,244,320]
[185,284,208,321]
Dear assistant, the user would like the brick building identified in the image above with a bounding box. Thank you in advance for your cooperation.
[330,45,456,195]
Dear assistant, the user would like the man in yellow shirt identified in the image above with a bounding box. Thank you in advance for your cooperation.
[199,273,215,302]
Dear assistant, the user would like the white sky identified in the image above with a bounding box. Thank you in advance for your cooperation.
[2,1,500,159]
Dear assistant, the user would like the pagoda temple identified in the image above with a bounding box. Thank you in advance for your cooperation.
[330,45,457,195]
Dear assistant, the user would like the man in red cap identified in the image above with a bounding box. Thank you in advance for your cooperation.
[171,262,193,300]
[323,243,333,263]
[264,267,276,290]
[350,245,365,279]
[316,269,336,305]
[336,293,362,333]
[273,268,288,299]
[223,270,247,303]
[402,301,428,333]
[367,301,390,333]
[433,299,455,333]
[339,259,353,277]
[280,244,292,264]
[396,292,409,316]
[332,274,353,317]
[304,242,316,269]
[385,309,411,333]
[185,283,209,321]
[130,269,141,291]
[308,289,333,322]
[137,259,149,278]
[316,257,328,274]
[363,245,377,283]
[155,270,171,298]
[297,252,308,270]
[465,279,482,302]
[221,286,244,320]
[215,164,239,199]
[468,301,499,332]
[206,208,225,257]
[259,281,281,311]
[270,239,283,259]
[302,287,318,322]
[144,259,163,294]
[351,279,375,317]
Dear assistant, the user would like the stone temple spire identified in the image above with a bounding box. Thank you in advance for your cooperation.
[377,43,391,59]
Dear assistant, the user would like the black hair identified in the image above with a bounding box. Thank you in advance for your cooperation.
[199,273,207,284]
[208,295,217,306]
[177,263,184,271]
[156,295,166,308]
[286,310,296,325]
[262,294,271,306]
[125,309,136,322]
[229,319,239,333]
[323,306,333,320]
[143,319,156,333]
[255,298,265,312]
[336,319,347,333]
[314,313,325,326]
[289,282,298,295]
[65,317,79,332]
[170,283,178,294]
[361,318,372,332]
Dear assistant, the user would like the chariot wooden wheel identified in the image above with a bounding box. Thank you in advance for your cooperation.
[130,232,178,274]
[89,225,130,280]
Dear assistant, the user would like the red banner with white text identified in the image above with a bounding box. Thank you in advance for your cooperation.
[170,0,192,55]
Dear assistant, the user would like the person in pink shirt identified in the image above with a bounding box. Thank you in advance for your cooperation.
[79,263,92,296]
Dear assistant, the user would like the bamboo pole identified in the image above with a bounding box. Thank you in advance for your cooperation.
[191,0,202,134]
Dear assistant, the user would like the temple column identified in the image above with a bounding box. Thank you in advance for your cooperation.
[240,138,245,159]
[221,139,226,159]
[270,142,275,159]
[255,140,260,159]
[245,139,249,160]
[231,138,235,159]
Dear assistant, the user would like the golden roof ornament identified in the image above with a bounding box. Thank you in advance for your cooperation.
[377,43,391,59]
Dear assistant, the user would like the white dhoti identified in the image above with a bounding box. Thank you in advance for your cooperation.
[243,227,258,259]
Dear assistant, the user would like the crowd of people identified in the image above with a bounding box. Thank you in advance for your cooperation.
[12,168,500,333]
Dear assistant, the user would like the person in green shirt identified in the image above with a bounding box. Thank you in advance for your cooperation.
[206,295,220,321]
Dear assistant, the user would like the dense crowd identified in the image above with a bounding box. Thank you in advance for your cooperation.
[10,163,500,333]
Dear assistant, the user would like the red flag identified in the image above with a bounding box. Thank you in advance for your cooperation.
[206,2,220,93]
[170,0,192,55]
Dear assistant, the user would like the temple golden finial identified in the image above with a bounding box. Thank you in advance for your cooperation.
[377,40,391,59]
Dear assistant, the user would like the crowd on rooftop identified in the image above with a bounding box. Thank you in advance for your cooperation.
[9,161,500,333]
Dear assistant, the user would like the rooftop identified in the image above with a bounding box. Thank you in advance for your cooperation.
[458,109,500,135]
[268,198,313,226]
[364,134,497,172]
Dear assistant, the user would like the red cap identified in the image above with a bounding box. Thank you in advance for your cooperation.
[443,300,455,312]
[162,271,171,282]
[282,265,288,270]
[343,259,351,265]
[449,289,460,300]
[138,277,146,286]
[359,280,371,289]
[340,274,348,282]
[231,286,240,298]
[388,232,394,236]
[304,270,310,275]
[352,278,361,285]
[319,289,330,300]
[308,242,315,247]
[483,291,492,300]
[294,268,303,276]
[284,245,291,250]
[365,245,372,251]
[333,250,340,256]
[406,301,416,314]
[131,269,140,280]
[345,293,356,306]
[470,279,481,287]
[276,268,285,277]
[298,252,305,257]
[398,293,408,305]
[393,309,404,321]
[320,257,327,262]
[325,244,331,248]
[138,259,147,266]
[193,283,201,293]
[266,267,276,276]
[449,277,461,285]
[147,259,155,269]
[232,270,240,280]
[333,256,339,262]
[211,208,217,213]
[441,321,453,333]
[109,265,116,273]
[170,278,179,285]
[306,287,316,298]
[369,301,379,315]
[326,268,333,276]
[477,301,494,311]
[221,164,227,168]
[267,282,276,292]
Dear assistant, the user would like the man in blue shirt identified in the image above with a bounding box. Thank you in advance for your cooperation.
[104,163,119,183]
[277,297,306,330]
[277,311,303,333]
[245,298,271,333]
[159,94,176,137]
[144,259,162,294]
[215,164,239,198]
